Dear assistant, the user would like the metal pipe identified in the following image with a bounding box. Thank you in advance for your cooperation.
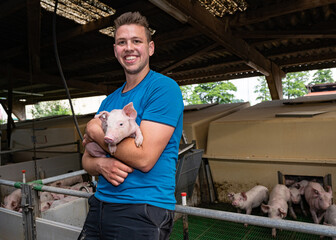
[33,185,92,198]
[0,178,91,198]
[0,179,17,187]
[2,176,335,238]
[0,141,79,155]
[40,169,87,185]
[175,205,336,238]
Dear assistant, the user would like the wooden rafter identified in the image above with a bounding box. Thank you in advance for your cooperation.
[27,0,41,75]
[151,0,284,99]
[227,0,336,27]
[161,43,219,74]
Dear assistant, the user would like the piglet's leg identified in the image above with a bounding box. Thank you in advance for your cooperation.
[134,128,143,147]
[244,207,252,227]
[288,201,297,220]
[310,210,319,224]
[317,212,326,224]
[300,200,307,216]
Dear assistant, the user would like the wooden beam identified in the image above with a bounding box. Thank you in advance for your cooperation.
[1,66,109,94]
[151,0,285,100]
[266,63,284,100]
[27,0,41,74]
[228,0,336,27]
[160,43,219,74]
[233,30,336,39]
[0,0,25,18]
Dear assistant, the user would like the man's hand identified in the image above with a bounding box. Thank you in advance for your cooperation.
[97,157,133,186]
[82,133,94,148]
[82,150,133,186]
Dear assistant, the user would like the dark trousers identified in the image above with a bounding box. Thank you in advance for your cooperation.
[78,195,175,240]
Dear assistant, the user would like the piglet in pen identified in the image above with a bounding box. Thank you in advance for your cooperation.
[2,189,22,212]
[288,184,307,219]
[324,204,336,240]
[85,102,143,157]
[228,185,269,227]
[261,184,290,238]
[304,181,332,224]
[48,175,83,188]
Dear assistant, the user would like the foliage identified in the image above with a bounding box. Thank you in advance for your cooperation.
[254,76,271,102]
[31,100,71,118]
[283,72,309,99]
[309,69,334,85]
[181,81,242,105]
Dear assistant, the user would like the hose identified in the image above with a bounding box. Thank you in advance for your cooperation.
[52,0,84,141]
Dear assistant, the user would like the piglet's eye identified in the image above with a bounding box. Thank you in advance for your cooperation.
[119,123,123,126]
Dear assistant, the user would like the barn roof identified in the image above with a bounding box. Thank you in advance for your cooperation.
[1,0,336,107]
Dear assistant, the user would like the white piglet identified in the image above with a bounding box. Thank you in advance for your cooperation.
[324,204,336,240]
[304,181,332,224]
[85,102,143,157]
[261,184,290,238]
[228,185,269,227]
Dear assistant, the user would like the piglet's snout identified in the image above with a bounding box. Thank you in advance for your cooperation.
[104,136,116,144]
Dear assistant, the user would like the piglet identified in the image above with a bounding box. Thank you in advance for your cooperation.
[49,175,83,188]
[304,181,332,224]
[2,189,22,212]
[261,184,290,238]
[324,204,336,240]
[228,185,269,227]
[288,185,307,219]
[85,102,143,157]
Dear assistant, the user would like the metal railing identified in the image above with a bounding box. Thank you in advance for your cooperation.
[0,141,80,155]
[1,170,336,239]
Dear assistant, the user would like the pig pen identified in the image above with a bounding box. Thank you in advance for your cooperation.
[183,102,250,151]
[1,152,336,239]
[182,102,250,205]
[204,95,336,202]
[6,113,93,163]
[0,153,91,240]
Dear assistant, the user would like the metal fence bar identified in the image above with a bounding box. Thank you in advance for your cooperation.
[2,179,336,238]
[40,169,87,185]
[0,178,92,198]
[0,179,17,187]
[0,141,79,155]
[175,205,336,238]
[34,185,92,198]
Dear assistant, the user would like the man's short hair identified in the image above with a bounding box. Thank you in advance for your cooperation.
[114,12,151,42]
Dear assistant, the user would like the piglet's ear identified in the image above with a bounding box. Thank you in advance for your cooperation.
[261,204,269,213]
[95,111,109,122]
[123,102,137,119]
[241,192,247,201]
[278,208,287,218]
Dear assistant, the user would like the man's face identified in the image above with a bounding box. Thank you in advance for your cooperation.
[114,24,154,76]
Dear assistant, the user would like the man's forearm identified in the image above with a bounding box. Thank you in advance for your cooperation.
[82,150,101,176]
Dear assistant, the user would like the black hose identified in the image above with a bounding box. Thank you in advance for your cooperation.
[53,0,84,142]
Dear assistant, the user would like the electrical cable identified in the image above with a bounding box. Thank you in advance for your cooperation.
[53,0,84,142]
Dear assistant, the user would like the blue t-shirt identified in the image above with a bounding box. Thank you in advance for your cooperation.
[94,70,184,210]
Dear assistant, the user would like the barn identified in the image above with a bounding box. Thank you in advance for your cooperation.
[1,0,336,239]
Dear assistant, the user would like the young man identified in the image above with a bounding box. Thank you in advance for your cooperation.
[78,12,184,240]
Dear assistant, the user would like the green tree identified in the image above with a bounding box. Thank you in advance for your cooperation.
[309,69,334,85]
[31,100,71,118]
[283,72,309,99]
[181,81,241,105]
[180,85,202,105]
[254,76,271,102]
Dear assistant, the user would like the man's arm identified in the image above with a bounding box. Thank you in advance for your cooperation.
[84,117,174,173]
[115,120,175,172]
[82,150,133,186]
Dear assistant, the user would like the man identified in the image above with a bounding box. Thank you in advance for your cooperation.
[78,11,184,240]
